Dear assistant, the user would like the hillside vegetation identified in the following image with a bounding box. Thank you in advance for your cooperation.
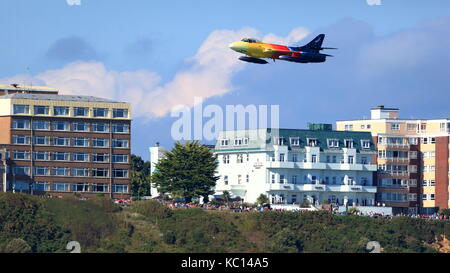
[1,193,450,253]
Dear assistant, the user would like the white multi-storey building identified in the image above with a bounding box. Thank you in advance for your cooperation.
[213,127,378,206]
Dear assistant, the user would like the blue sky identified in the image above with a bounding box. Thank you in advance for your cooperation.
[1,0,450,160]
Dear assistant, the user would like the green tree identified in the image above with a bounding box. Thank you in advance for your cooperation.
[256,194,269,205]
[151,141,219,203]
[222,191,231,206]
[131,154,152,197]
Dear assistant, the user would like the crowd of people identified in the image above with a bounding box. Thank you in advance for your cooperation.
[149,199,450,221]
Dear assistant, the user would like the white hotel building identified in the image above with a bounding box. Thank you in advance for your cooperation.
[213,126,378,206]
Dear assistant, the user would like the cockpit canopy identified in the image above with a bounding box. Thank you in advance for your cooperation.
[241,38,261,43]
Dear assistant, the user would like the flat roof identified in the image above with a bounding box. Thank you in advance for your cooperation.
[0,84,59,93]
[0,93,126,104]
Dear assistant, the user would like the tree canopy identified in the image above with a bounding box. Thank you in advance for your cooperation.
[151,141,219,202]
[130,154,152,197]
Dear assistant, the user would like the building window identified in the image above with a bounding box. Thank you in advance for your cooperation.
[361,124,365,129]
[73,122,90,132]
[390,123,400,131]
[33,105,49,115]
[237,174,242,184]
[307,138,318,147]
[33,120,50,130]
[92,153,109,162]
[344,139,354,148]
[72,183,89,192]
[73,168,89,177]
[271,174,275,184]
[290,137,300,146]
[292,154,298,162]
[12,119,30,129]
[311,155,317,163]
[92,183,109,193]
[53,121,70,131]
[222,155,230,164]
[237,154,243,163]
[92,168,109,177]
[234,138,243,146]
[33,166,50,176]
[53,182,70,192]
[112,154,128,163]
[53,137,70,146]
[74,107,88,116]
[430,137,436,144]
[34,182,50,192]
[54,106,69,116]
[93,108,108,117]
[292,175,297,184]
[13,150,30,160]
[13,104,30,114]
[33,151,49,161]
[280,175,285,184]
[407,123,417,131]
[332,156,337,163]
[348,156,354,164]
[53,167,70,176]
[113,109,128,118]
[52,152,69,161]
[113,184,128,193]
[73,137,90,147]
[92,123,109,132]
[279,153,285,162]
[409,138,418,145]
[327,139,339,148]
[93,138,109,148]
[73,152,89,162]
[33,136,50,145]
[14,166,30,175]
[361,140,371,149]
[344,124,353,131]
[246,174,249,183]
[220,139,229,146]
[112,139,129,148]
[112,123,130,133]
[224,175,228,185]
[420,123,427,131]
[273,137,285,145]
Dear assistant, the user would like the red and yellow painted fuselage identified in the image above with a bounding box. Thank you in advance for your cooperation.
[229,39,301,60]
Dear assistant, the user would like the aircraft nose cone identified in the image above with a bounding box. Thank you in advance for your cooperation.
[229,42,237,51]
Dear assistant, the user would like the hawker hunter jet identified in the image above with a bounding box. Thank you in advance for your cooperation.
[229,34,335,64]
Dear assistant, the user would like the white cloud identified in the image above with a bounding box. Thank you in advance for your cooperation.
[0,27,310,120]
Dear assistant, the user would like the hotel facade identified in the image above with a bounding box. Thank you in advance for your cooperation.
[0,84,132,199]
[213,126,378,206]
[337,106,450,214]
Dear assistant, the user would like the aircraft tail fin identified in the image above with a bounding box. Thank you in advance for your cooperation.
[298,34,325,52]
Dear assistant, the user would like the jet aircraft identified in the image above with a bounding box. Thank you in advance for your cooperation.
[229,34,335,64]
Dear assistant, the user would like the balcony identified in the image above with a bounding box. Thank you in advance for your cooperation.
[265,183,377,193]
[266,161,376,171]
[378,170,410,177]
[378,157,410,162]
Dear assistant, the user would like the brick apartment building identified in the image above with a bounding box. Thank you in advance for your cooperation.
[0,84,132,199]
[337,106,450,214]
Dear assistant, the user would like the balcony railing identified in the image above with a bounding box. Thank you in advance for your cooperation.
[265,183,377,193]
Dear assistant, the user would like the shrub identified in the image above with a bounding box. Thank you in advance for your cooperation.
[132,200,173,220]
